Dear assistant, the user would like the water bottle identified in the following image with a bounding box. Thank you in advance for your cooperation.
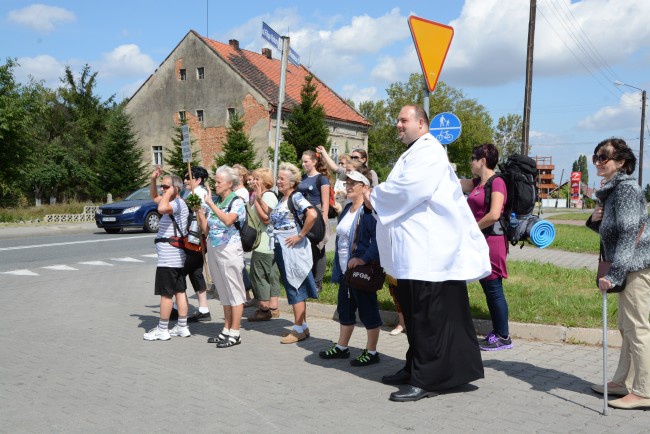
[510,212,519,228]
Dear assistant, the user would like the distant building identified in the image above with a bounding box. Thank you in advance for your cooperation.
[535,156,557,199]
[126,30,370,170]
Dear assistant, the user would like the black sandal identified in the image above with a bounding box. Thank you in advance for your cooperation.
[207,333,226,344]
[216,335,241,348]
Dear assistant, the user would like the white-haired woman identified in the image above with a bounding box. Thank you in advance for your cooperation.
[196,165,247,348]
[255,162,319,344]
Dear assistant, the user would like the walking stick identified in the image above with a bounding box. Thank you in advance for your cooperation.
[602,290,609,416]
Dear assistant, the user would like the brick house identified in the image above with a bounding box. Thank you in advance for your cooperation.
[125,30,370,170]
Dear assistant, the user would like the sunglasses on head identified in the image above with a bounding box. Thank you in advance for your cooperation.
[592,154,611,165]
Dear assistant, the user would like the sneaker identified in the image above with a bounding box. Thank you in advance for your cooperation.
[248,309,272,322]
[319,344,350,359]
[187,311,211,323]
[281,330,306,344]
[216,335,241,348]
[270,309,280,319]
[169,308,179,321]
[282,327,310,338]
[143,327,171,341]
[350,349,380,366]
[479,333,513,351]
[169,325,191,338]
[389,325,404,336]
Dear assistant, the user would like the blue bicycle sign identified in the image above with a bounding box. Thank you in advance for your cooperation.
[430,112,461,145]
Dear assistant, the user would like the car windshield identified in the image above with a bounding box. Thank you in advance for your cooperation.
[124,187,154,201]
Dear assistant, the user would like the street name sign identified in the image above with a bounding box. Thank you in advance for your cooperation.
[262,22,300,66]
[408,16,454,93]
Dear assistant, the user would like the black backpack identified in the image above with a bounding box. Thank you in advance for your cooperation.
[484,154,538,246]
[287,191,326,245]
[226,196,262,252]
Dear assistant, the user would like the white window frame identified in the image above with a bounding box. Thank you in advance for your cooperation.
[196,109,204,123]
[152,146,163,166]
[197,67,204,80]
[179,68,186,81]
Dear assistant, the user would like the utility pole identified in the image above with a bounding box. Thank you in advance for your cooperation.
[522,0,536,156]
[640,89,646,187]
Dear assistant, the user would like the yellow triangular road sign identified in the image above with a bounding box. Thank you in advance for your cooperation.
[408,16,454,92]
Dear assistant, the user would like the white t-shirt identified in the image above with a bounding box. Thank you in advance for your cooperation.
[336,207,361,272]
[156,198,189,268]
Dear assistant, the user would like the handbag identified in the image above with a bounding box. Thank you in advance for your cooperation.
[343,209,385,292]
[597,223,645,293]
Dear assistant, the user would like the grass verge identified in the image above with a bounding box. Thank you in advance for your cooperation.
[0,202,93,223]
[306,253,616,329]
[547,212,592,221]
[549,224,599,254]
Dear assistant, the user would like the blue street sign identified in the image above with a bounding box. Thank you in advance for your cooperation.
[430,112,462,145]
[262,22,300,67]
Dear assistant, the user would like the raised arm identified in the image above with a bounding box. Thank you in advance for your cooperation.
[316,145,338,172]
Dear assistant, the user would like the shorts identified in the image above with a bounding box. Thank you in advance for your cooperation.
[337,281,382,329]
[183,250,206,293]
[155,267,187,297]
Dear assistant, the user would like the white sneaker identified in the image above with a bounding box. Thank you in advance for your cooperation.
[143,327,171,341]
[169,325,191,338]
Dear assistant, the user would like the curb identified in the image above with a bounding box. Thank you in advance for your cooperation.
[267,298,622,348]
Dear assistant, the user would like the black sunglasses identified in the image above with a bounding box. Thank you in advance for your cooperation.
[592,154,611,165]
[161,184,172,190]
[350,156,360,160]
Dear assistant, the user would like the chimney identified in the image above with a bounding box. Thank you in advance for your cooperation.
[261,48,272,59]
[228,39,240,50]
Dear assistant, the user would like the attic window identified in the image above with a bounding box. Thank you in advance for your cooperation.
[227,107,236,121]
[178,111,186,122]
[197,109,204,123]
[197,67,204,80]
[179,69,186,81]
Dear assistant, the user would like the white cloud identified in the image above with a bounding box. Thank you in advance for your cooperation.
[341,84,378,106]
[7,4,75,32]
[97,44,157,79]
[440,0,650,87]
[578,92,643,131]
[14,55,66,87]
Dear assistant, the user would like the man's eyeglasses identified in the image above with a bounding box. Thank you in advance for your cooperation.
[161,184,172,190]
[592,154,610,165]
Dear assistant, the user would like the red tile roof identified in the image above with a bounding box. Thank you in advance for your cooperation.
[198,31,370,127]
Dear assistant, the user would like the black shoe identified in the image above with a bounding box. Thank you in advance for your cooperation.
[350,349,380,367]
[381,368,410,385]
[389,385,439,402]
[319,344,350,359]
[187,311,211,323]
[207,333,226,344]
[169,308,179,321]
[216,335,241,348]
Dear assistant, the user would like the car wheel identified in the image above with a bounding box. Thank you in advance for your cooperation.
[104,228,122,234]
[144,212,161,233]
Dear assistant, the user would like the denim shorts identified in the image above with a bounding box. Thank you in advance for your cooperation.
[337,281,382,329]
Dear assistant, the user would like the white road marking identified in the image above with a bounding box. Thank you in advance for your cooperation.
[111,257,144,262]
[1,269,39,276]
[0,234,154,252]
[141,254,158,258]
[41,265,79,271]
[78,261,114,266]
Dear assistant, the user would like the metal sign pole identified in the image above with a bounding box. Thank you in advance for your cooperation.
[272,36,290,191]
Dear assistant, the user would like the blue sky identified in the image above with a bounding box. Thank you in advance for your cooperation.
[3,0,650,188]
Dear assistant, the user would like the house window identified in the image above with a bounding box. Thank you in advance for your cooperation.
[178,111,186,122]
[196,109,204,122]
[152,146,163,166]
[330,144,339,163]
[179,69,186,81]
[197,67,204,79]
[227,107,236,121]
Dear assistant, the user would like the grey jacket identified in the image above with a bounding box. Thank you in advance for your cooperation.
[586,172,650,286]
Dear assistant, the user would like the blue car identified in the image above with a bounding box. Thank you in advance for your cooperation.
[95,187,161,234]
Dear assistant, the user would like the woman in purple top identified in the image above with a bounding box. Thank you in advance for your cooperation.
[460,143,512,351]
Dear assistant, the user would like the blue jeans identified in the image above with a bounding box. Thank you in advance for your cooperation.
[479,277,509,337]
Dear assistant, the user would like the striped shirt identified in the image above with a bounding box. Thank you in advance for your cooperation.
[156,198,189,268]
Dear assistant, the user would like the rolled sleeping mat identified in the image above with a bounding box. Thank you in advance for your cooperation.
[527,218,556,249]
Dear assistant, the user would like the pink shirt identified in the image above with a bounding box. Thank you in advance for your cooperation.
[467,177,508,280]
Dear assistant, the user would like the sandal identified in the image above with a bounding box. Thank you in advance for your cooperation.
[216,335,241,348]
[207,333,227,344]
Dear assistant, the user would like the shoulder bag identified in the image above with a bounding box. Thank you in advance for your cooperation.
[344,209,385,292]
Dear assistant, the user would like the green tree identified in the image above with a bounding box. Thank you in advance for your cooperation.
[267,141,298,166]
[164,120,200,178]
[0,59,34,205]
[96,104,148,198]
[572,160,580,172]
[283,74,329,158]
[578,154,589,185]
[214,110,260,169]
[494,114,523,162]
[644,184,650,202]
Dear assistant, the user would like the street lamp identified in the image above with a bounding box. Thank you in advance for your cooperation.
[614,80,646,187]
